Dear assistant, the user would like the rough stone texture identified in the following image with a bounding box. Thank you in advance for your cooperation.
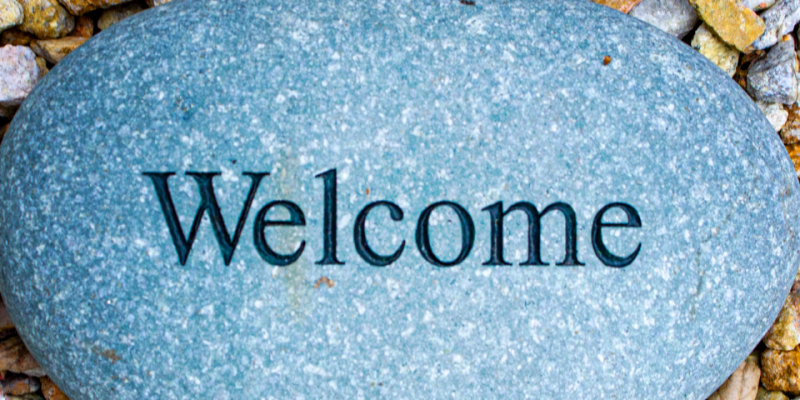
[787,143,800,176]
[40,377,69,400]
[752,0,800,50]
[687,0,766,51]
[747,38,799,104]
[18,0,74,40]
[743,0,779,10]
[0,45,40,108]
[629,0,700,38]
[707,355,761,400]
[591,0,644,13]
[0,29,35,47]
[758,101,789,131]
[0,336,40,375]
[2,374,42,396]
[56,0,132,16]
[2,1,799,399]
[0,0,24,31]
[97,3,142,30]
[762,348,800,395]
[782,106,800,144]
[145,0,171,6]
[70,16,93,38]
[692,23,740,77]
[7,395,45,400]
[31,37,88,64]
[765,292,800,349]
[757,388,791,400]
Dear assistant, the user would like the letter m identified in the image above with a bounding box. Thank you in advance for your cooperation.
[143,172,268,266]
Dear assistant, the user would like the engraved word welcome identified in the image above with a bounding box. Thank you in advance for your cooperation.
[143,169,642,268]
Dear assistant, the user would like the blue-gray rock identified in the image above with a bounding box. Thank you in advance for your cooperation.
[748,37,798,105]
[629,0,699,39]
[0,1,798,399]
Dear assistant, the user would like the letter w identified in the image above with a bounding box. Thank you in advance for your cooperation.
[143,172,269,266]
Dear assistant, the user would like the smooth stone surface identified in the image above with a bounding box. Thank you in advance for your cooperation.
[1,1,799,399]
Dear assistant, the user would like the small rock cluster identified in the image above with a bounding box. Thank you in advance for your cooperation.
[0,0,165,140]
[594,1,800,399]
[0,2,172,400]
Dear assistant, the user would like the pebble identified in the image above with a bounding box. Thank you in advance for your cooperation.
[146,0,171,6]
[707,354,761,400]
[7,395,45,400]
[687,0,766,51]
[762,347,800,395]
[0,29,34,47]
[0,0,24,31]
[1,374,41,396]
[17,0,75,39]
[747,37,798,104]
[765,292,800,350]
[31,36,88,64]
[0,336,40,376]
[692,23,740,76]
[757,388,791,400]
[591,0,644,12]
[97,3,143,30]
[629,0,700,38]
[752,0,800,50]
[56,0,131,16]
[0,45,41,109]
[39,377,68,400]
[743,0,779,10]
[758,101,790,131]
[70,15,93,38]
[786,143,800,176]
[782,106,800,143]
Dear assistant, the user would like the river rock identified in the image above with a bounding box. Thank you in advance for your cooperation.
[1,1,798,399]
[751,0,800,50]
[687,0,765,52]
[692,23,739,77]
[0,0,24,32]
[17,0,74,40]
[747,37,799,104]
[629,0,699,38]
[31,37,88,64]
[0,45,41,108]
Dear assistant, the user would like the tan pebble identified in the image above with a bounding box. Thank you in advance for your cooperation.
[692,23,740,77]
[0,29,35,47]
[0,335,40,374]
[706,354,760,400]
[31,36,88,64]
[40,376,70,400]
[755,387,789,400]
[687,0,765,52]
[0,0,24,31]
[97,2,142,30]
[146,0,172,6]
[34,56,48,79]
[591,0,643,13]
[782,106,800,145]
[57,0,134,16]
[761,347,800,395]
[18,0,75,40]
[764,292,800,350]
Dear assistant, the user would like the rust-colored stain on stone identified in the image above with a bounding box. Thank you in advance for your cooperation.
[314,276,336,289]
[687,0,765,52]
[591,0,642,13]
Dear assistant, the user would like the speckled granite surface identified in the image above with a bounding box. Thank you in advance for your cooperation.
[0,0,798,399]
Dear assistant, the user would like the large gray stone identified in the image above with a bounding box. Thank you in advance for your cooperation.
[0,1,798,399]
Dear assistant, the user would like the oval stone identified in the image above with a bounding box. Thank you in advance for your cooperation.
[1,1,798,399]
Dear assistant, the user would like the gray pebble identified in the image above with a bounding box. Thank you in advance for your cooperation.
[629,0,699,38]
[752,0,800,50]
[748,37,798,104]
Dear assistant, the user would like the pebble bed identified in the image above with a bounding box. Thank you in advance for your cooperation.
[1,0,800,399]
